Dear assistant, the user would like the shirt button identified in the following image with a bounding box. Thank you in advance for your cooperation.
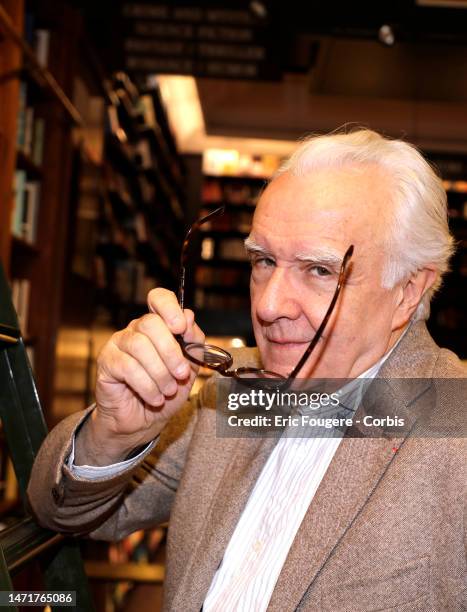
[253,540,262,552]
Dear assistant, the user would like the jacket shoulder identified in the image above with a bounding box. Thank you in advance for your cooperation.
[433,347,467,378]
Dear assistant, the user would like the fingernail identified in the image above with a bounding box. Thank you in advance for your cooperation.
[175,363,189,377]
[164,382,177,396]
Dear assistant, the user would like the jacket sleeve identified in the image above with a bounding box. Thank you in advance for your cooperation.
[26,392,201,541]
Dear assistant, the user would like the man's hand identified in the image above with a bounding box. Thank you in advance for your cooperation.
[75,288,204,466]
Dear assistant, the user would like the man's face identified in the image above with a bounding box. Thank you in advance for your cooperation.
[247,165,404,379]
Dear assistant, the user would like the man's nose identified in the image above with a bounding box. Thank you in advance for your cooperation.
[254,267,301,323]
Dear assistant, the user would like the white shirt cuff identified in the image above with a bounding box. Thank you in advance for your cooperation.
[67,433,156,479]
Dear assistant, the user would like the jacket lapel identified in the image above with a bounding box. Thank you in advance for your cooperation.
[170,431,278,611]
[267,434,405,611]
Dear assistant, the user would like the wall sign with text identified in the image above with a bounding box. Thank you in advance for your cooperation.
[121,2,281,80]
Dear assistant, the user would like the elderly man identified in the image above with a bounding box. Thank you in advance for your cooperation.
[28,129,465,611]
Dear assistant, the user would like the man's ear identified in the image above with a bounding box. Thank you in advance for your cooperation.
[392,267,438,330]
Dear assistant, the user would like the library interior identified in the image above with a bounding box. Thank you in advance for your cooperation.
[0,0,466,610]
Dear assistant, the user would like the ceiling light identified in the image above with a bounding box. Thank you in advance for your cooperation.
[378,24,395,46]
[250,1,268,19]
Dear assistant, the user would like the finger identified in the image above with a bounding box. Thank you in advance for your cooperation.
[103,349,166,407]
[147,288,186,335]
[115,327,189,392]
[182,309,205,344]
[128,315,193,379]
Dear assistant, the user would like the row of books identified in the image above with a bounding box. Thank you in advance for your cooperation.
[202,179,263,205]
[194,290,250,310]
[10,278,30,337]
[199,207,252,233]
[106,162,172,218]
[17,82,46,164]
[108,76,181,186]
[105,114,182,220]
[201,237,248,261]
[100,258,158,305]
[195,266,250,288]
[10,171,40,243]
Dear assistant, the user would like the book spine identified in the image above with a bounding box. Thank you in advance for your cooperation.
[35,29,50,68]
[16,82,28,151]
[32,118,45,166]
[11,170,27,237]
[22,181,41,243]
[11,279,31,336]
[23,107,35,155]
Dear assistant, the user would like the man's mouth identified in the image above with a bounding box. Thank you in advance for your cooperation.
[267,338,309,347]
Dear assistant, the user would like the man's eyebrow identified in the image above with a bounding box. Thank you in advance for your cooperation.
[295,249,343,266]
[244,238,343,266]
[244,237,271,256]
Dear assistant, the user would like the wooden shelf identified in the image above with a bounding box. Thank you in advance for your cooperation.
[96,75,187,328]
[0,0,99,412]
[0,4,83,125]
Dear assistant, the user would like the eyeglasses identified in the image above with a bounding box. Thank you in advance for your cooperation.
[177,207,354,381]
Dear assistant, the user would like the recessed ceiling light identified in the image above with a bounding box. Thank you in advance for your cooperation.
[378,24,395,46]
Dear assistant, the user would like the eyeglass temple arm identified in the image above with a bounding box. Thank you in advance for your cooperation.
[287,245,354,380]
[178,206,225,309]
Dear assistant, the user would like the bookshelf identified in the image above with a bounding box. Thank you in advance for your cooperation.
[0,0,84,415]
[95,73,187,328]
[193,158,276,341]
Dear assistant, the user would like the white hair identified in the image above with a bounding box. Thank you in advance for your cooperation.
[275,127,455,320]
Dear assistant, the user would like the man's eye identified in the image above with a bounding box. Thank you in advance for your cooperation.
[310,265,331,277]
[252,257,275,268]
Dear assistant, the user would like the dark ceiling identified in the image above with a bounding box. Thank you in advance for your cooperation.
[78,0,467,71]
[75,0,467,149]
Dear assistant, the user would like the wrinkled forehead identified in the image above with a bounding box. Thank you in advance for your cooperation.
[260,166,391,213]
[257,167,392,226]
[251,167,392,258]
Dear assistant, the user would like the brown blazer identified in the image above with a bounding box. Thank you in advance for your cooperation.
[27,322,466,611]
